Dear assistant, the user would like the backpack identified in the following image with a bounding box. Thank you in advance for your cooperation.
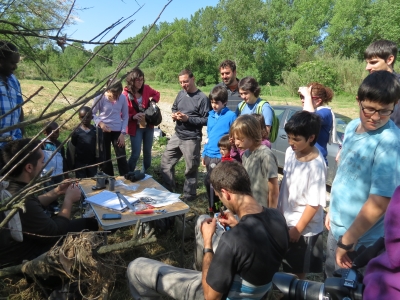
[238,100,279,143]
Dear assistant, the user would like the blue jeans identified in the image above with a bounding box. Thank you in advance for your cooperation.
[128,127,154,172]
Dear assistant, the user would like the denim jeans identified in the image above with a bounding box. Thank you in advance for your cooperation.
[128,127,154,172]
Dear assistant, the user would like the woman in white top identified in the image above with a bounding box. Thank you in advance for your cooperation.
[92,78,129,176]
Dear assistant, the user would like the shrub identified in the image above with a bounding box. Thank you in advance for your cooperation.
[282,61,340,95]
[282,56,366,95]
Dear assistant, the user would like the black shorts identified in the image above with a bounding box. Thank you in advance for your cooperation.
[282,232,323,274]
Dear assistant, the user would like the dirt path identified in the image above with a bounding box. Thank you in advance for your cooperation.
[156,101,207,139]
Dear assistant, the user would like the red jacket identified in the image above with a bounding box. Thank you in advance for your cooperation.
[123,85,160,136]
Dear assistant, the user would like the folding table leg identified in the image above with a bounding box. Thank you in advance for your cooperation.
[181,213,186,267]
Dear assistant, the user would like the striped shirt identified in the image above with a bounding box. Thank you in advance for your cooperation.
[0,74,23,148]
[227,275,272,300]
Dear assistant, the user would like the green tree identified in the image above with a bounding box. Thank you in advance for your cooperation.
[323,0,371,57]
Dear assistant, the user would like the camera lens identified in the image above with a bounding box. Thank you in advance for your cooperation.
[272,272,324,300]
[293,279,324,300]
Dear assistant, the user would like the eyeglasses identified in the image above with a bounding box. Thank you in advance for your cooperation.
[359,102,394,117]
[135,78,144,82]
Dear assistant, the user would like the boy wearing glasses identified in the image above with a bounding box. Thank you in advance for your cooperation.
[325,71,400,277]
[365,39,400,127]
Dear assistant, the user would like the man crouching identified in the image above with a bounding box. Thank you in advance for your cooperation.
[127,161,289,300]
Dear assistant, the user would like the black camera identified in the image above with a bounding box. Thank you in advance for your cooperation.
[272,268,363,300]
[124,170,145,182]
[272,237,386,300]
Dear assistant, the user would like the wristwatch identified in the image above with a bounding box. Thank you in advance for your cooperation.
[337,235,355,251]
[203,248,214,255]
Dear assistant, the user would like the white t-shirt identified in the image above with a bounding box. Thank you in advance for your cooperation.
[278,147,327,236]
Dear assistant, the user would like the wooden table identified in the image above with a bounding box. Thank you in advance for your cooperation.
[79,176,190,265]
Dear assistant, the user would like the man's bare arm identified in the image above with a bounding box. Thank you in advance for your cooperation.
[201,218,223,300]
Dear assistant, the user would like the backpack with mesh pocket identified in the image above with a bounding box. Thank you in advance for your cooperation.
[238,100,279,143]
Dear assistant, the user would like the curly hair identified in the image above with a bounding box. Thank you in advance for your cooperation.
[307,82,334,105]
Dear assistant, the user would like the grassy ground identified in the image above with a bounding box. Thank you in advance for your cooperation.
[1,79,360,299]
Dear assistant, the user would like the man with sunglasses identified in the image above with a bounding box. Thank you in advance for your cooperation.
[325,71,400,278]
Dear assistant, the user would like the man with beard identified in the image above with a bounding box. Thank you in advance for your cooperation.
[160,69,209,201]
[214,59,241,111]
[127,161,289,299]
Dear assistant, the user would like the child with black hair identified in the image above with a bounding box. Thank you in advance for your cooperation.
[364,40,400,128]
[326,71,400,278]
[70,106,99,178]
[278,110,326,280]
[218,135,234,161]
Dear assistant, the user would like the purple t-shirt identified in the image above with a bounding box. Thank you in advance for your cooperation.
[363,185,400,299]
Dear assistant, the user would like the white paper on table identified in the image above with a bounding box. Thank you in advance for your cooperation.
[139,174,153,182]
[132,188,181,207]
[86,190,137,211]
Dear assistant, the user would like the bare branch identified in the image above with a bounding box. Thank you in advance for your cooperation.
[55,0,76,38]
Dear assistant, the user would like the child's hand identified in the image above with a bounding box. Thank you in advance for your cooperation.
[325,211,331,231]
[201,157,206,167]
[288,226,301,243]
[117,134,125,147]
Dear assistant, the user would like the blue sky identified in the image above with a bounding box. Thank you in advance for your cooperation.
[66,0,219,48]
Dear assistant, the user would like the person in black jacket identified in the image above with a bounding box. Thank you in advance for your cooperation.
[160,69,209,201]
[69,106,99,178]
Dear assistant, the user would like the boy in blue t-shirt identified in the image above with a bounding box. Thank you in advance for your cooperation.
[325,71,400,277]
[202,86,236,211]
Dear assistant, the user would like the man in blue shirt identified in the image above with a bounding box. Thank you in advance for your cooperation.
[0,41,24,150]
[325,71,400,277]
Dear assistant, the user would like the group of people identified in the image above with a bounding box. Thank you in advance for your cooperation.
[127,40,400,300]
[1,36,400,300]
